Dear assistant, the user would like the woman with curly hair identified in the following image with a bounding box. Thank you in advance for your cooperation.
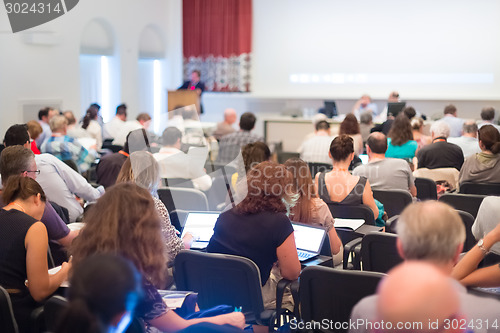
[339,114,364,155]
[284,158,343,265]
[70,183,244,332]
[386,113,418,160]
[207,161,301,308]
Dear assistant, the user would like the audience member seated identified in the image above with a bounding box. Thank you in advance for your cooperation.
[351,201,500,333]
[0,176,70,333]
[385,113,418,160]
[458,124,500,185]
[116,151,192,267]
[452,220,500,288]
[298,120,335,164]
[216,112,263,164]
[353,132,416,197]
[55,254,141,333]
[0,146,77,247]
[314,135,379,220]
[113,113,152,147]
[63,111,90,141]
[374,262,461,333]
[103,103,127,141]
[5,124,104,222]
[417,121,464,171]
[36,107,58,147]
[352,94,378,119]
[440,104,465,138]
[154,127,212,191]
[448,121,481,158]
[26,120,42,154]
[233,141,271,187]
[471,196,500,256]
[284,158,342,265]
[411,117,431,151]
[80,108,103,150]
[339,114,364,155]
[40,115,96,173]
[207,162,301,310]
[214,108,237,140]
[70,183,245,331]
[478,106,500,132]
[359,111,373,144]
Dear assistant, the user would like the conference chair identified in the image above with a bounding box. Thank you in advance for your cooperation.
[459,182,500,196]
[0,286,18,333]
[414,177,438,200]
[439,193,486,219]
[174,250,296,331]
[457,210,476,252]
[204,162,237,176]
[307,162,332,179]
[158,187,209,213]
[206,174,235,211]
[372,189,413,218]
[162,178,194,188]
[277,152,300,164]
[168,209,189,231]
[299,266,384,333]
[360,232,402,273]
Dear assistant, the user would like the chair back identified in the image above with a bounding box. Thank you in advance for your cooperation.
[205,162,237,175]
[277,152,300,164]
[360,232,403,273]
[414,177,438,200]
[0,286,18,333]
[44,295,68,332]
[457,210,476,252]
[158,187,209,213]
[413,167,460,191]
[307,162,332,178]
[206,174,234,211]
[459,182,500,196]
[372,189,413,218]
[162,178,194,188]
[328,203,375,245]
[299,266,384,332]
[439,193,486,218]
[174,250,265,316]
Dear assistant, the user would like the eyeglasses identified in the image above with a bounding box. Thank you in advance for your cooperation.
[24,170,40,175]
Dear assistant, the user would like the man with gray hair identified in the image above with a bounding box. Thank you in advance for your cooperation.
[40,115,96,172]
[350,201,500,333]
[448,121,482,158]
[416,121,464,170]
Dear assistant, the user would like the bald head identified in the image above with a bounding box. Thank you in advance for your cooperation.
[377,262,460,332]
[397,201,465,267]
[224,108,237,125]
[366,132,388,155]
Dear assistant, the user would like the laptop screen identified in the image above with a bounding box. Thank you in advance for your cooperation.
[292,223,327,253]
[180,212,220,242]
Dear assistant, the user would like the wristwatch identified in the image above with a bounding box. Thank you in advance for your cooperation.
[477,239,489,255]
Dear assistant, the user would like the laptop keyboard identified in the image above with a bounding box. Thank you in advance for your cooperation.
[297,250,315,261]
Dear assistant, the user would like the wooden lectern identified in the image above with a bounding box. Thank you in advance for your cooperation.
[167,90,200,115]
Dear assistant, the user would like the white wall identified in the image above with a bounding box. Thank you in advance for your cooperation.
[0,0,183,136]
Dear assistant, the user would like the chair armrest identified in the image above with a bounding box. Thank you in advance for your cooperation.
[385,215,399,234]
[343,237,362,269]
[274,278,298,329]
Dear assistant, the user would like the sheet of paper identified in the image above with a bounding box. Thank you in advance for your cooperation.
[334,218,365,230]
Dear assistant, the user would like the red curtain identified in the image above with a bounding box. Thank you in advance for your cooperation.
[183,0,252,92]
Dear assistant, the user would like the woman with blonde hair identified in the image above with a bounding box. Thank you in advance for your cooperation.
[70,183,244,332]
[116,151,192,264]
[284,158,343,265]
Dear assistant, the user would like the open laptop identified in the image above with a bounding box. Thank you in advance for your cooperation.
[387,102,406,118]
[292,222,327,262]
[180,212,220,249]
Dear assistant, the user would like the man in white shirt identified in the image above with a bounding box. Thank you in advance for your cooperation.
[478,106,500,133]
[298,120,335,164]
[440,104,464,138]
[154,127,212,191]
[103,103,127,140]
[112,113,152,146]
[448,121,482,158]
[350,201,500,333]
[353,132,417,197]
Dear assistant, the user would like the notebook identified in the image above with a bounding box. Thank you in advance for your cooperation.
[334,218,365,231]
[180,212,220,249]
[292,222,327,262]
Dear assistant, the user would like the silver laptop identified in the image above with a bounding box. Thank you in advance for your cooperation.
[180,212,220,249]
[292,222,327,262]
